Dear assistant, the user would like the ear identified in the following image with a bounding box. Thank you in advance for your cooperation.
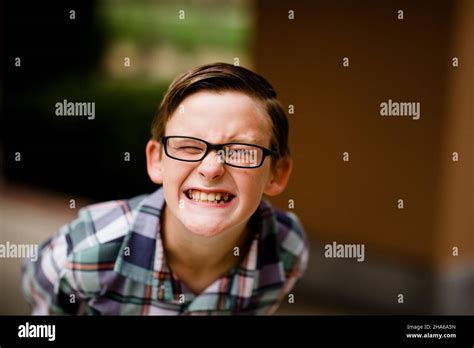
[263,157,293,196]
[146,139,164,184]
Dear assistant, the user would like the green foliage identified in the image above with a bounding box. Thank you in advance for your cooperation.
[97,0,252,50]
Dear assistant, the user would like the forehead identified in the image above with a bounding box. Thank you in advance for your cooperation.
[165,91,272,145]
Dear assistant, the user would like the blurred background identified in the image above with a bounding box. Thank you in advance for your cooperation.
[0,0,473,315]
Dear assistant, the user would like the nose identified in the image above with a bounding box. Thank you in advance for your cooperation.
[198,150,225,181]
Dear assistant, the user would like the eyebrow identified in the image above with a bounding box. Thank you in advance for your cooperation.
[225,137,260,144]
[173,134,264,145]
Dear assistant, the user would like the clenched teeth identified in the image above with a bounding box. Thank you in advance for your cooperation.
[186,189,233,203]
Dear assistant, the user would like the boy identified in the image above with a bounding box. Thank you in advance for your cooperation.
[22,63,309,315]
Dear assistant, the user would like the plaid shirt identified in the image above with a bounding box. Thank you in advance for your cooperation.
[22,187,309,315]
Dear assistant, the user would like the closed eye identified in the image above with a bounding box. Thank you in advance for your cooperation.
[178,146,203,150]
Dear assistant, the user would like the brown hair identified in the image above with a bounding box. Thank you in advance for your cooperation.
[150,62,290,161]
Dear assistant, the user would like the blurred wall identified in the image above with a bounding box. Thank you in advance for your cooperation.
[255,0,473,313]
[434,0,474,314]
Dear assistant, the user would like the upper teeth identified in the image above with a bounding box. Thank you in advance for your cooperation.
[187,189,232,203]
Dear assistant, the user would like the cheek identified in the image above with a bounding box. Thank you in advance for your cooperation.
[236,168,270,201]
[161,160,193,197]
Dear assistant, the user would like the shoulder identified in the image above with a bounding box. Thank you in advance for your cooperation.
[54,193,149,296]
[65,193,149,255]
[250,205,309,314]
[273,208,309,275]
[23,192,155,310]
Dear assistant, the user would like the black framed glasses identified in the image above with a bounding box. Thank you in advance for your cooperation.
[161,136,277,168]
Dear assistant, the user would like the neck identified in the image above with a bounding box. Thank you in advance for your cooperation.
[161,205,250,272]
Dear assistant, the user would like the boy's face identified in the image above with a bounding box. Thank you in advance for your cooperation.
[147,91,291,238]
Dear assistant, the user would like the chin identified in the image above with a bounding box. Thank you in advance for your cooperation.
[185,222,226,238]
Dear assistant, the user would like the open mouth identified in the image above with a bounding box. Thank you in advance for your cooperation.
[184,189,235,204]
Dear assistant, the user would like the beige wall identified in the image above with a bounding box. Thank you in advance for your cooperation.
[434,0,473,270]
